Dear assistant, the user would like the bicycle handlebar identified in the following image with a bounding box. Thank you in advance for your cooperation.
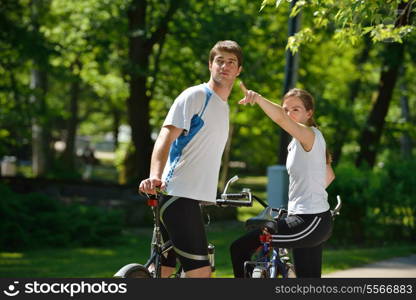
[221,193,249,200]
[216,191,252,207]
[331,195,342,218]
[215,199,253,207]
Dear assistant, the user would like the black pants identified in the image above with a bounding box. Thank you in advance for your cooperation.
[230,210,332,278]
[159,196,210,272]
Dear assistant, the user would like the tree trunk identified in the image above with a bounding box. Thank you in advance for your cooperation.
[113,108,121,149]
[62,76,81,170]
[399,70,412,158]
[125,0,152,182]
[30,0,50,177]
[30,69,49,176]
[124,0,183,183]
[278,0,300,164]
[355,1,411,168]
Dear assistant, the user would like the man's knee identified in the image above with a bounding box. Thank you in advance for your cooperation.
[185,265,211,278]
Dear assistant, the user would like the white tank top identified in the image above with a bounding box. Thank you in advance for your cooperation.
[286,127,330,214]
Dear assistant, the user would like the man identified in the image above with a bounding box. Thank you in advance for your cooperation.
[139,40,243,278]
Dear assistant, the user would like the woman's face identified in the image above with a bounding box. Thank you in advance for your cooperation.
[282,96,313,125]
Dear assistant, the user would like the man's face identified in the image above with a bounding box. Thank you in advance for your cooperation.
[209,51,242,85]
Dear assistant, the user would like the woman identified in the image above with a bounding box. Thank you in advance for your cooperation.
[230,83,335,278]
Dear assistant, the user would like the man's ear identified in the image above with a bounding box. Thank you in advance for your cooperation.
[237,65,243,77]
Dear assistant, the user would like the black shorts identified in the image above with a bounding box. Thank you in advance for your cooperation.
[270,210,333,248]
[159,195,210,272]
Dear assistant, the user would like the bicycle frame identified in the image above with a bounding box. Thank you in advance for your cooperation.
[243,217,294,278]
[144,194,216,278]
[114,176,341,279]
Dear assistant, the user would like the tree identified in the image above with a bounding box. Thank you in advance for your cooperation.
[0,0,54,170]
[122,0,185,183]
[261,0,416,167]
[356,1,414,167]
[44,0,129,172]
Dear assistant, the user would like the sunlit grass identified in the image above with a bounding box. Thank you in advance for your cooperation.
[322,245,416,273]
[1,223,415,278]
[0,234,152,277]
[234,175,268,221]
[237,176,267,186]
[0,253,24,259]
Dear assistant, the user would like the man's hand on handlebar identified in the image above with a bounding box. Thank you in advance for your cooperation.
[139,177,166,195]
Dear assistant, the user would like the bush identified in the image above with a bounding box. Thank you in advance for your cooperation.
[327,159,416,246]
[0,184,125,251]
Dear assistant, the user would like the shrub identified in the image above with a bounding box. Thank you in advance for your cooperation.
[327,160,416,246]
[0,184,125,251]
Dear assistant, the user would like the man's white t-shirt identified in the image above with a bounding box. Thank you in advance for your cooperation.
[286,127,330,214]
[161,83,229,203]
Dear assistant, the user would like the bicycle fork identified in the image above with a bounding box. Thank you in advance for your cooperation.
[243,231,273,277]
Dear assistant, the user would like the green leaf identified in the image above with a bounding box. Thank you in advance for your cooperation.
[260,0,271,12]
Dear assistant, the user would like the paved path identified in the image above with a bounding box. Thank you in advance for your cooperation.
[324,255,416,278]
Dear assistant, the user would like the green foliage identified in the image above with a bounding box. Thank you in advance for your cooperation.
[327,160,416,246]
[0,184,125,251]
[1,0,416,180]
[261,0,416,52]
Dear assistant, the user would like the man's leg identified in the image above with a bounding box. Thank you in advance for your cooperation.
[160,196,211,278]
[161,266,176,278]
[185,266,211,278]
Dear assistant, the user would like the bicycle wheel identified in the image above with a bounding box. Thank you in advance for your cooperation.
[251,267,267,278]
[123,264,151,278]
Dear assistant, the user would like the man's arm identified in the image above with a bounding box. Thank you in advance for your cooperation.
[139,125,183,194]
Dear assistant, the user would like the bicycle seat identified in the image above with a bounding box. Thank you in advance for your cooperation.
[245,207,278,234]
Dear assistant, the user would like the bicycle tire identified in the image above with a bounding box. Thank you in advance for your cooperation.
[251,267,267,278]
[124,265,151,278]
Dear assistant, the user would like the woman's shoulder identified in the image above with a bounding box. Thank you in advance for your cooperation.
[310,127,326,147]
[311,127,325,138]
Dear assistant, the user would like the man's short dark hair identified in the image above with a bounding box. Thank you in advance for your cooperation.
[209,40,243,66]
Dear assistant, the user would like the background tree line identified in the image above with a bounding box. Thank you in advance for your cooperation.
[1,0,415,182]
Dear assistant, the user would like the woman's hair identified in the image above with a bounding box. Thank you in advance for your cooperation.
[282,88,317,127]
[209,40,243,67]
[283,88,332,164]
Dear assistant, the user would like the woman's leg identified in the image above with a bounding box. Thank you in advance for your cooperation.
[293,243,323,278]
[271,211,331,278]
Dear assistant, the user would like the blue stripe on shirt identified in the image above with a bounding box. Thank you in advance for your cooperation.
[165,86,212,184]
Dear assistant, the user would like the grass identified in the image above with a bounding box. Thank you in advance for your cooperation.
[2,175,415,277]
[322,245,416,273]
[233,176,268,222]
[1,222,415,278]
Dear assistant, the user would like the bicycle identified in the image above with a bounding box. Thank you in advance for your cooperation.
[113,175,341,278]
[113,176,253,278]
[242,194,342,278]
